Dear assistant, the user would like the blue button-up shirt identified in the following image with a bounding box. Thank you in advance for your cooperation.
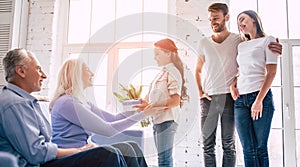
[0,83,57,167]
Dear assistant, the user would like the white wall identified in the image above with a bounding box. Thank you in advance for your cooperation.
[25,0,217,95]
[26,0,55,95]
[24,0,227,166]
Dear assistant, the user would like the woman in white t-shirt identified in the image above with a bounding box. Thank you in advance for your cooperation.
[134,38,188,167]
[229,10,279,167]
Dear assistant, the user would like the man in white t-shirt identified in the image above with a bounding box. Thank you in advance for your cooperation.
[195,3,282,167]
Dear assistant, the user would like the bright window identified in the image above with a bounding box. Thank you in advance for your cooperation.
[229,0,288,39]
[292,47,300,166]
[288,0,300,38]
[65,0,168,111]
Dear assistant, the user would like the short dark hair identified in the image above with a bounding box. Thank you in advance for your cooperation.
[208,3,229,16]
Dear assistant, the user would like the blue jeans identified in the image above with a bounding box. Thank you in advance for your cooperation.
[234,90,274,167]
[153,120,178,167]
[200,93,236,167]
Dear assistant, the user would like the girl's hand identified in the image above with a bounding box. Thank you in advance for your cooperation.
[251,100,263,120]
[143,104,153,116]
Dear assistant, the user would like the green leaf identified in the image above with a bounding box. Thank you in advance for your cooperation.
[136,85,143,98]
[119,83,129,92]
[113,92,128,102]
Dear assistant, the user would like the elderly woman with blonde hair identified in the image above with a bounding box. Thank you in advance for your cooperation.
[50,58,148,167]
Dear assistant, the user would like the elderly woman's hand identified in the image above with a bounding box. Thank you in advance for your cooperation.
[79,143,98,152]
[132,99,148,112]
[143,103,168,116]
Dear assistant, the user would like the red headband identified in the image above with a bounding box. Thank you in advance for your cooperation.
[154,38,178,53]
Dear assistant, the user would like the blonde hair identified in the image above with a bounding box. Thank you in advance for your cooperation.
[50,58,87,110]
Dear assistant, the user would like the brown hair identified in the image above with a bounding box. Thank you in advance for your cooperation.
[237,10,266,40]
[208,2,229,16]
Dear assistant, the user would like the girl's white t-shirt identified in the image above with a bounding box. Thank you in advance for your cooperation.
[236,36,278,95]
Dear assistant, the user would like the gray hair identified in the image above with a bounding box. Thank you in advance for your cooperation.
[3,48,32,81]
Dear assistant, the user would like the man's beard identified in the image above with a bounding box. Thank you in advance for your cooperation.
[212,19,226,33]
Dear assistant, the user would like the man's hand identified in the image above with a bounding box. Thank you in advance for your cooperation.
[230,85,239,100]
[200,93,212,101]
[268,38,282,55]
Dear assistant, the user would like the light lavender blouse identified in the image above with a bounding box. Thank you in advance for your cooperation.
[51,94,146,148]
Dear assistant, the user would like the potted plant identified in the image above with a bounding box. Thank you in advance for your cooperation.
[113,84,151,127]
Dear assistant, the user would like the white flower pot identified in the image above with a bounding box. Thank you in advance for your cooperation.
[122,100,141,111]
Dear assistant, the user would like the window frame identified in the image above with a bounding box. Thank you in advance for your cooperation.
[51,0,170,109]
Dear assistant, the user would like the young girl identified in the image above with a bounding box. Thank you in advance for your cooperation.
[230,10,279,167]
[134,38,188,167]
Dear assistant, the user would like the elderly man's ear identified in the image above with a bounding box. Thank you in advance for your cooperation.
[15,66,26,78]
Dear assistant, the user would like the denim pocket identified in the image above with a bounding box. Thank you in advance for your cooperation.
[234,97,242,107]
[248,91,259,103]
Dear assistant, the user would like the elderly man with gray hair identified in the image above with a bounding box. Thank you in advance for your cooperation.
[0,48,127,167]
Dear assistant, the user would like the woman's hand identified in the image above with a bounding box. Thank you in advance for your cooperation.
[143,103,167,116]
[133,99,169,115]
[79,143,98,152]
[251,100,263,120]
[57,143,99,158]
[132,99,149,112]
